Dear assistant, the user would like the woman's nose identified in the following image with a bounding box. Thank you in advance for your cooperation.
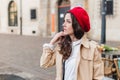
[62,24,66,28]
[62,22,66,27]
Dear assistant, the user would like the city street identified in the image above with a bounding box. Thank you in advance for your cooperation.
[0,34,120,80]
[0,0,120,80]
[0,34,55,80]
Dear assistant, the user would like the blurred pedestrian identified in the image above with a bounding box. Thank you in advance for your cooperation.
[40,6,104,80]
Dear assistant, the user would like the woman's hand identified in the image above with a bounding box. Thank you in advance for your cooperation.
[50,31,65,45]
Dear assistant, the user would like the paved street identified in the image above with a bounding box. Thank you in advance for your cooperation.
[0,34,55,80]
[0,34,120,80]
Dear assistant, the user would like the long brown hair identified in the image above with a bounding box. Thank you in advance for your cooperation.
[59,12,85,60]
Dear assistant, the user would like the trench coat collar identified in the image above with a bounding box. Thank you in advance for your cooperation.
[56,34,90,50]
[81,34,90,48]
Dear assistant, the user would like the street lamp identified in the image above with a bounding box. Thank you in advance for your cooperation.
[20,0,22,35]
[101,0,106,44]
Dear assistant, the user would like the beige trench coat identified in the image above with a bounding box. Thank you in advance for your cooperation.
[40,35,104,80]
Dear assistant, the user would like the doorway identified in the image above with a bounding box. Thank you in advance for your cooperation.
[58,0,70,32]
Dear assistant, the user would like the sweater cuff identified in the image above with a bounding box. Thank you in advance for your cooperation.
[43,43,54,50]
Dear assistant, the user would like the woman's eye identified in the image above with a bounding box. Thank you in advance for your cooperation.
[67,20,71,23]
[63,19,72,23]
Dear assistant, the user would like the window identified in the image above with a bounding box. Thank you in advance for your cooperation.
[8,1,18,26]
[106,0,113,15]
[31,9,36,19]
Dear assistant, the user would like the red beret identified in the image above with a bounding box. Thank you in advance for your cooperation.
[68,7,90,32]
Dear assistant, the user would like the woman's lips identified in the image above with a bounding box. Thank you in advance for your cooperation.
[63,28,66,31]
[64,29,66,32]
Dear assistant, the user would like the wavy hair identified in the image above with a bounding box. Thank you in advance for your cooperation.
[59,12,85,60]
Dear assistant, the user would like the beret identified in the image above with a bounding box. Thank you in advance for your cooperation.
[68,7,90,32]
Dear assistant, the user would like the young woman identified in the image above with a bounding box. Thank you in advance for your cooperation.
[40,6,104,80]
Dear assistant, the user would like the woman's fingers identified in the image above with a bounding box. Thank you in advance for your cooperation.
[57,31,64,37]
[50,31,65,45]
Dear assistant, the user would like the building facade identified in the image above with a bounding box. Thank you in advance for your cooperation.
[0,0,119,41]
[0,0,41,36]
[88,0,120,41]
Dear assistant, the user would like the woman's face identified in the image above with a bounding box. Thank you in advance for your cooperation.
[63,13,74,36]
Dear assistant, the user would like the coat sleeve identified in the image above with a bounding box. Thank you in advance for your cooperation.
[93,45,104,80]
[40,46,56,68]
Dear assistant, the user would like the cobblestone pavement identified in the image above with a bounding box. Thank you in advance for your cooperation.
[0,34,55,80]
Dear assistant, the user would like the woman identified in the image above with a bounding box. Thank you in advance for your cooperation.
[40,6,104,80]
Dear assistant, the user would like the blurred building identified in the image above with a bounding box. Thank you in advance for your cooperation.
[0,0,119,41]
[88,0,120,41]
[0,0,41,36]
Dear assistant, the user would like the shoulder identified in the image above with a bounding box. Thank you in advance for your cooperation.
[89,40,102,52]
[89,40,98,47]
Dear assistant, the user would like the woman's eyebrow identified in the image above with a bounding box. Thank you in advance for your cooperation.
[65,18,71,21]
